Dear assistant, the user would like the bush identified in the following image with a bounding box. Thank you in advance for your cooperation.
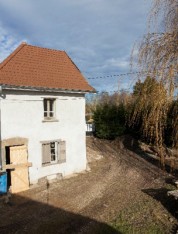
[93,103,126,140]
[165,99,178,148]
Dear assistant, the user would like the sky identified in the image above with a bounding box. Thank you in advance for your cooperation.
[0,0,152,92]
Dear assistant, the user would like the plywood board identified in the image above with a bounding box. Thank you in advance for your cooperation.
[4,162,32,169]
[10,145,30,193]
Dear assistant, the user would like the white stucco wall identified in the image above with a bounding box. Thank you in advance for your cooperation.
[0,90,87,184]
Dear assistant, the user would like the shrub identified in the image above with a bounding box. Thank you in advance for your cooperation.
[165,99,178,148]
[93,103,126,140]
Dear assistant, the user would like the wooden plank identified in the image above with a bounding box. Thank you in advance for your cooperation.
[4,162,32,169]
[10,145,30,193]
[11,167,29,193]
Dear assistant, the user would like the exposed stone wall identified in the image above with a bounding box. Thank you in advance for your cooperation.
[1,137,28,170]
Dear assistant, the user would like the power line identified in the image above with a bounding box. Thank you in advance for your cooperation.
[87,67,177,80]
[99,89,131,94]
[87,88,132,95]
[87,71,149,80]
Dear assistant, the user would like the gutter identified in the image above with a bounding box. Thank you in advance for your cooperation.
[1,84,96,94]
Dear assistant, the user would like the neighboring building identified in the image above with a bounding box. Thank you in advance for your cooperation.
[0,43,95,193]
[85,118,95,136]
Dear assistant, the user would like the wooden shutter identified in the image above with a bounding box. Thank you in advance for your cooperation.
[42,143,51,165]
[58,141,66,163]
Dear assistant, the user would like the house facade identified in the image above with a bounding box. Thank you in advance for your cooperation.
[0,43,95,193]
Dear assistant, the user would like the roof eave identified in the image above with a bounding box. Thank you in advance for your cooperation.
[0,84,96,94]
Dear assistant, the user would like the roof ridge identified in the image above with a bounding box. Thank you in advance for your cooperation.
[26,43,65,53]
[0,42,27,70]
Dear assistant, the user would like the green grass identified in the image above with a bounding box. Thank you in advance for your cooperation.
[111,200,167,234]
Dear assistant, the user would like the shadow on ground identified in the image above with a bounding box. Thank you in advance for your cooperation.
[142,188,178,220]
[122,135,160,166]
[121,135,178,176]
[0,194,120,234]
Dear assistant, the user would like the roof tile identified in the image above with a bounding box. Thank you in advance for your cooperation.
[0,43,95,92]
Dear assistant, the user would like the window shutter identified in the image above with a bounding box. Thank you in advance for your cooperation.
[58,141,66,163]
[42,143,51,164]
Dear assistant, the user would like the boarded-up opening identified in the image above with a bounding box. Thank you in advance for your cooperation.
[5,145,30,193]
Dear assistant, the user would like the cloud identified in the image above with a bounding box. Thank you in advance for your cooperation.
[106,57,130,69]
[0,22,27,62]
[0,0,151,91]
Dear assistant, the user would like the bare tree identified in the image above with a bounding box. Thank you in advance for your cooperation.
[131,0,178,165]
[132,0,178,90]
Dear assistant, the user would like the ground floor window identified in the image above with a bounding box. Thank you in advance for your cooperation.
[42,140,66,166]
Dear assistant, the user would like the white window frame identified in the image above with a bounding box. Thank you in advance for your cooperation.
[43,98,56,120]
[49,141,58,164]
[41,140,66,166]
[42,141,59,166]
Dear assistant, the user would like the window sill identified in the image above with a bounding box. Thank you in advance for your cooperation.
[42,161,65,167]
[42,118,59,123]
[42,162,57,167]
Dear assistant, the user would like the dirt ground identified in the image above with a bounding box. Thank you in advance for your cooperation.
[0,136,178,234]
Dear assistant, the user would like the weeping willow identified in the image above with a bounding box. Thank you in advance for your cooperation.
[135,0,178,85]
[131,0,178,166]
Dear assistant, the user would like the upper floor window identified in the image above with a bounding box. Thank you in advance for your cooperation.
[43,98,55,120]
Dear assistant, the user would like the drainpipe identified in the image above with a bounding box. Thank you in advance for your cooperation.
[0,85,2,171]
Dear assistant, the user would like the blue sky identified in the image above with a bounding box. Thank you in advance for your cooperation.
[0,0,151,92]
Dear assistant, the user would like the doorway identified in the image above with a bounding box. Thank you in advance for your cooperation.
[5,145,30,193]
[5,146,11,189]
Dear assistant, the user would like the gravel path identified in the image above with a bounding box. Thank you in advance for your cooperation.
[0,137,177,233]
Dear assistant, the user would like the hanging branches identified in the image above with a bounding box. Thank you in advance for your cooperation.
[132,0,178,91]
[130,0,178,166]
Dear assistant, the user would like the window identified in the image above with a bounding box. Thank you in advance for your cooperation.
[43,99,55,120]
[42,140,66,166]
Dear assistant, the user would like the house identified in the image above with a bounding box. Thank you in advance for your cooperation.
[85,118,95,135]
[0,43,95,193]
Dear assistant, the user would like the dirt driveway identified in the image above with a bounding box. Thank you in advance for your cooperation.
[0,137,177,233]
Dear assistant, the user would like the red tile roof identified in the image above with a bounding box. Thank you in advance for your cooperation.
[0,43,95,92]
